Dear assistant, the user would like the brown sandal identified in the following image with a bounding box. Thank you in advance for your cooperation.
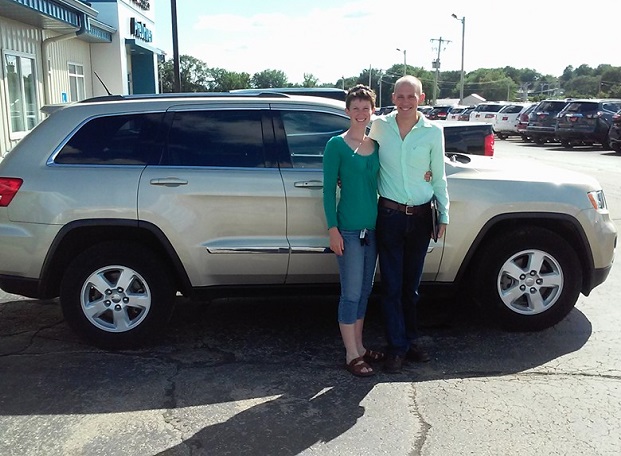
[363,349,386,363]
[345,357,375,377]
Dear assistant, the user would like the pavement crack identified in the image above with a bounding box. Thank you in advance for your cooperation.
[409,383,431,455]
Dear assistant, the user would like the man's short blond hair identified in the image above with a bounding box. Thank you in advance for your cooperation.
[394,75,423,94]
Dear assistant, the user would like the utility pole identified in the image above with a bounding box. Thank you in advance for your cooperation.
[171,0,181,92]
[430,37,450,105]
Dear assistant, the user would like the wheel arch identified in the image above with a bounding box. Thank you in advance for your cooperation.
[456,213,594,295]
[39,219,192,299]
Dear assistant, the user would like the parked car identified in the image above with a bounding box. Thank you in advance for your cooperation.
[446,106,472,121]
[418,105,433,117]
[427,105,456,121]
[525,99,571,144]
[555,99,621,149]
[608,109,621,153]
[458,107,475,121]
[494,103,536,140]
[0,93,616,348]
[516,102,540,142]
[376,105,396,115]
[469,102,507,125]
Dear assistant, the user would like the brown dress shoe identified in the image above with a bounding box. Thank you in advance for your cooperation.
[406,345,430,363]
[383,355,403,374]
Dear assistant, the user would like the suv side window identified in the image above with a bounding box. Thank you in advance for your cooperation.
[55,113,164,165]
[280,111,349,169]
[166,110,265,168]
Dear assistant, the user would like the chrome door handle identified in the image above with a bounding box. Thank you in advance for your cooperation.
[149,178,188,186]
[294,180,323,188]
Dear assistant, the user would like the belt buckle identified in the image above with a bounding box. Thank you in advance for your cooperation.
[405,205,415,215]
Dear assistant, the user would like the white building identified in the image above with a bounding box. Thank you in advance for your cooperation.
[89,0,160,97]
[0,0,161,158]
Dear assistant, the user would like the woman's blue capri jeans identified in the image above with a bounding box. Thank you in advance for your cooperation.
[336,229,378,324]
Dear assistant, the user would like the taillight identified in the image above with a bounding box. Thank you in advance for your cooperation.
[0,178,23,207]
[613,113,621,121]
[484,133,495,156]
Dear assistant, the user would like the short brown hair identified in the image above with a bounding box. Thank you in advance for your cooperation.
[345,84,376,110]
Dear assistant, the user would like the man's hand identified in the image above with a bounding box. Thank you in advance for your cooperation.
[434,223,447,240]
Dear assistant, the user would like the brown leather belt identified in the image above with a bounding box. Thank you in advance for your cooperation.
[379,197,429,215]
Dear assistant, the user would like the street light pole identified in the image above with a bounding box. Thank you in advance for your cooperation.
[396,48,407,75]
[451,14,465,104]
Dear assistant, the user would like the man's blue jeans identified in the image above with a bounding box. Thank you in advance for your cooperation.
[377,204,431,356]
[336,229,378,324]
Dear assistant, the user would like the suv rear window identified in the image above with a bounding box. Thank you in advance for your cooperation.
[166,111,265,168]
[499,105,524,114]
[538,101,567,112]
[474,104,504,113]
[564,102,600,113]
[55,113,164,165]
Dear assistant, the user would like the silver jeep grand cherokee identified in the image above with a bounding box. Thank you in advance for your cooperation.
[0,93,617,348]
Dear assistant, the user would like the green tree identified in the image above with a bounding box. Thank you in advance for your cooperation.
[208,68,251,91]
[302,73,318,87]
[251,69,288,88]
[158,55,211,92]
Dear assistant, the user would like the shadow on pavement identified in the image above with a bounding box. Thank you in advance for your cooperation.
[0,293,592,454]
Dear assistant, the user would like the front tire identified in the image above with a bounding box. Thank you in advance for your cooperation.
[60,242,176,349]
[473,227,582,331]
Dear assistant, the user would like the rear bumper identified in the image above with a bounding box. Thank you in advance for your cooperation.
[555,128,606,143]
[525,127,556,138]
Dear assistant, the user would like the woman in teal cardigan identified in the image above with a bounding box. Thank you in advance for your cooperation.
[323,85,381,377]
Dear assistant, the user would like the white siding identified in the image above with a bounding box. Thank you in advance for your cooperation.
[0,17,43,157]
[44,34,93,104]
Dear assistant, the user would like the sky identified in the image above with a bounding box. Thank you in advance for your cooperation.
[153,0,620,86]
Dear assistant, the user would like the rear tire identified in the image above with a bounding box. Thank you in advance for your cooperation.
[60,242,176,349]
[472,227,582,331]
[560,140,572,148]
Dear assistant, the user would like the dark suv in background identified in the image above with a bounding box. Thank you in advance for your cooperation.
[555,99,621,149]
[608,109,621,153]
[525,99,570,144]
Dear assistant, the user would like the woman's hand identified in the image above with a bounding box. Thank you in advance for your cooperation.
[328,227,344,256]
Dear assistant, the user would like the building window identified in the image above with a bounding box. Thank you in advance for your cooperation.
[68,63,85,102]
[4,53,38,136]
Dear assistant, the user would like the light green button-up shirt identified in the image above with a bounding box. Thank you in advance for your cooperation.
[368,111,450,224]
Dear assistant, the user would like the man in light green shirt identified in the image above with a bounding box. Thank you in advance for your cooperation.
[368,75,450,373]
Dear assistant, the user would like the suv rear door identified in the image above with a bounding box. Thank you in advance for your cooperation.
[138,103,289,287]
[271,103,349,283]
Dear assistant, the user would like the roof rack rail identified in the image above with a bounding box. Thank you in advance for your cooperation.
[79,92,291,103]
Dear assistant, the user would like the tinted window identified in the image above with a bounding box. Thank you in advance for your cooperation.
[565,102,598,113]
[499,105,524,114]
[281,111,349,169]
[602,102,621,112]
[480,104,505,113]
[56,113,164,165]
[538,101,567,112]
[166,111,265,167]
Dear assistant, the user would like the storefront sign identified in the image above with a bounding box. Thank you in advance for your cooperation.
[130,17,153,43]
[131,0,150,10]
